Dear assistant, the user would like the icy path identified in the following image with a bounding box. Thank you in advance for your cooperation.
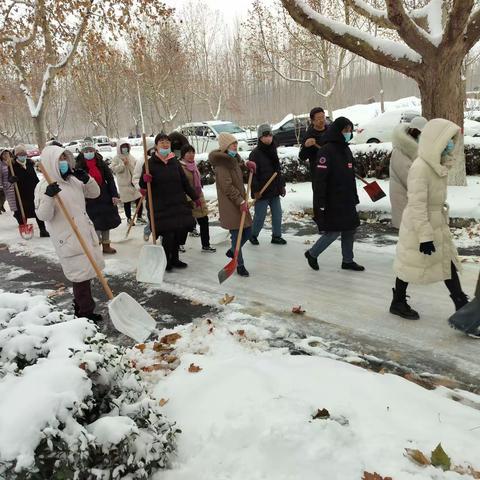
[160,232,480,380]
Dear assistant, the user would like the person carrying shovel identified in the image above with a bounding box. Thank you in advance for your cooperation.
[34,145,104,322]
[209,132,257,278]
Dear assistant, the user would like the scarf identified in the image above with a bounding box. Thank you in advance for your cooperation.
[85,158,103,185]
[183,160,202,195]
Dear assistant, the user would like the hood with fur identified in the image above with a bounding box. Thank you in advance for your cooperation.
[391,124,418,161]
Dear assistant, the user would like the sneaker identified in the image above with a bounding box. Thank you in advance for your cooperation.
[191,229,200,237]
[271,236,287,245]
[249,235,259,245]
[341,262,365,271]
[171,260,188,269]
[179,245,186,253]
[304,251,319,271]
[237,265,249,277]
[202,246,217,253]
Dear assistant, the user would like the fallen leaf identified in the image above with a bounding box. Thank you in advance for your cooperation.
[312,408,330,420]
[152,343,174,353]
[208,327,214,334]
[405,448,430,466]
[142,364,167,372]
[452,465,480,479]
[159,398,169,407]
[237,329,245,336]
[219,293,235,305]
[362,472,393,480]
[163,354,178,364]
[135,343,146,352]
[160,333,182,345]
[292,305,306,314]
[188,363,202,373]
[79,362,87,371]
[431,443,451,471]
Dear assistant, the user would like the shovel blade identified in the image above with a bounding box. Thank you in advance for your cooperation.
[108,292,156,342]
[136,244,167,284]
[19,223,34,240]
[363,181,386,202]
[218,257,237,284]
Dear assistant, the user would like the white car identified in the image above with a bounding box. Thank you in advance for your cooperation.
[64,139,83,154]
[176,121,256,153]
[351,109,421,144]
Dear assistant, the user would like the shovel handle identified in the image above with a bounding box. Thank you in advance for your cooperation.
[8,160,27,223]
[142,133,157,245]
[125,195,144,238]
[355,173,369,185]
[38,162,114,300]
[253,172,278,204]
[233,171,253,259]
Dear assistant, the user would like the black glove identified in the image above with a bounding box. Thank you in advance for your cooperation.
[45,182,61,198]
[419,241,436,255]
[8,175,18,184]
[72,169,90,184]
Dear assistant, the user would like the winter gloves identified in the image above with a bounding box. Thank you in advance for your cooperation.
[45,182,61,197]
[143,173,153,183]
[419,241,436,255]
[240,201,249,213]
[72,169,90,184]
[245,161,256,174]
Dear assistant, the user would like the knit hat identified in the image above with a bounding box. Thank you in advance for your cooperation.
[14,144,27,155]
[257,123,272,138]
[81,137,95,151]
[218,132,237,152]
[409,116,427,132]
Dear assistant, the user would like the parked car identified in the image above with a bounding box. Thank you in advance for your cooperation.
[176,121,256,153]
[271,113,333,147]
[92,136,113,154]
[352,109,421,144]
[64,139,83,154]
[463,119,480,137]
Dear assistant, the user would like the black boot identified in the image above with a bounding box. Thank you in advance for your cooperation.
[342,262,365,271]
[304,251,319,271]
[249,235,259,245]
[237,265,250,277]
[271,236,287,245]
[450,293,469,311]
[171,248,187,268]
[389,288,420,320]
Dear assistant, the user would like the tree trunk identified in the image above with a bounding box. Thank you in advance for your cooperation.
[417,63,467,187]
[32,110,47,151]
[377,65,385,113]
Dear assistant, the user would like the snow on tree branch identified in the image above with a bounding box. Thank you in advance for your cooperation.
[346,0,394,30]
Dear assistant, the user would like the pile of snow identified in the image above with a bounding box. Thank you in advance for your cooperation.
[0,291,178,479]
[141,315,480,480]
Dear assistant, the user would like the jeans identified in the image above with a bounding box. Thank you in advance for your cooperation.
[144,218,151,237]
[309,230,355,263]
[229,227,252,267]
[197,216,210,248]
[252,196,283,238]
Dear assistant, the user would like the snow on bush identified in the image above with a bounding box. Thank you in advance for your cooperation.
[0,291,179,479]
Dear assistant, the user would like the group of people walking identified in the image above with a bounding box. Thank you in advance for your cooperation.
[1,107,478,337]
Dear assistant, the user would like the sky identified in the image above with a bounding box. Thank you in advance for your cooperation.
[166,0,257,23]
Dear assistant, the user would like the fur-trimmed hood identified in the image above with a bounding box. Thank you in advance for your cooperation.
[208,149,241,169]
[392,124,418,161]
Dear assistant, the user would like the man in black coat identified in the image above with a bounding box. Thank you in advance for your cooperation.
[249,124,287,246]
[304,117,365,272]
[139,133,199,271]
[299,107,328,177]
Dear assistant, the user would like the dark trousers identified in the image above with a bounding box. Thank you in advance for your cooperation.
[72,280,95,316]
[396,262,464,298]
[13,210,47,234]
[156,230,187,266]
[196,216,210,248]
[124,198,143,220]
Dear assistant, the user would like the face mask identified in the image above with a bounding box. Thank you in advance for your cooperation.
[443,139,454,155]
[121,148,129,155]
[59,160,69,175]
[343,132,352,142]
[158,148,171,156]
[84,152,95,160]
[17,155,27,163]
[227,150,237,158]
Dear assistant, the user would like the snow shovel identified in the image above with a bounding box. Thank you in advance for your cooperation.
[124,195,145,240]
[218,171,253,284]
[8,159,33,240]
[38,162,156,343]
[135,77,167,285]
[252,172,278,205]
[355,174,386,202]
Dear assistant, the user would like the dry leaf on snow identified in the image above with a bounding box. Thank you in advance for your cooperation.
[134,343,146,353]
[292,305,306,314]
[237,329,245,337]
[159,398,169,407]
[160,333,182,345]
[452,465,480,478]
[312,408,330,420]
[362,472,393,480]
[431,443,451,471]
[142,364,167,372]
[219,293,235,305]
[188,363,202,373]
[405,448,430,466]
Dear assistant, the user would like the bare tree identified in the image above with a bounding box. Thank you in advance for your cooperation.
[280,0,480,185]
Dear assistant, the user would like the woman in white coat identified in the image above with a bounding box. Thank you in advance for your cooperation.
[111,142,144,225]
[389,116,427,229]
[35,145,105,322]
[390,118,468,320]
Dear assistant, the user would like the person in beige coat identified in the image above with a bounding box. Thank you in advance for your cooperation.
[389,116,427,228]
[209,132,256,277]
[180,144,216,253]
[390,118,468,320]
[111,142,144,225]
[35,145,104,322]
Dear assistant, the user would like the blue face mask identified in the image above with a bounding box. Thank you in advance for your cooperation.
[443,139,454,155]
[59,160,69,175]
[84,152,95,160]
[227,150,237,158]
[121,148,129,155]
[17,155,27,163]
[158,148,171,156]
[343,132,352,142]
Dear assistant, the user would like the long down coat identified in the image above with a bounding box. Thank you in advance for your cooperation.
[394,119,461,285]
[0,150,17,212]
[35,146,105,283]
[389,124,420,229]
[110,148,142,204]
[12,159,40,218]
